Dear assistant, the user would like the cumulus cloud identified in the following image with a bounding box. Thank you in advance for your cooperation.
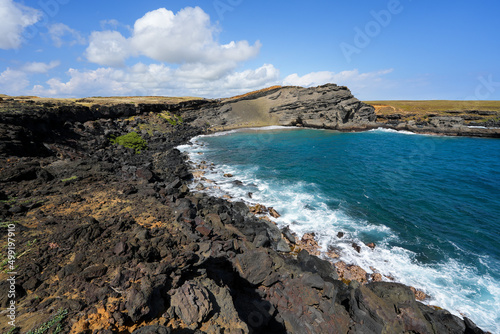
[0,0,41,49]
[0,68,29,94]
[86,30,132,67]
[22,60,60,74]
[31,63,280,98]
[47,23,86,47]
[85,7,260,67]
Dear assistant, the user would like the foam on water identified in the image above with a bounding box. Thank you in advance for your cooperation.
[178,131,500,333]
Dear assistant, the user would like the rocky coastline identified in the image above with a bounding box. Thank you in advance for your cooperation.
[0,86,490,333]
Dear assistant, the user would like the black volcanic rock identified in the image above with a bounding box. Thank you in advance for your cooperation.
[0,88,488,333]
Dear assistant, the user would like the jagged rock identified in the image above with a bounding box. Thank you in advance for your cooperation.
[233,249,273,285]
[187,84,377,130]
[281,226,296,244]
[352,242,361,253]
[410,286,429,301]
[170,281,213,327]
[298,232,320,256]
[335,261,368,284]
[132,325,171,334]
[276,239,291,253]
[268,207,281,218]
[366,242,376,249]
[297,249,338,281]
[81,265,108,280]
[0,90,490,334]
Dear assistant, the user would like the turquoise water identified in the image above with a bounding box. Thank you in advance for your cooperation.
[178,127,500,332]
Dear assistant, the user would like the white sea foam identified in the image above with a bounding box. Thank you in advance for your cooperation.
[178,134,500,333]
[467,125,500,130]
[368,127,419,135]
[200,126,299,138]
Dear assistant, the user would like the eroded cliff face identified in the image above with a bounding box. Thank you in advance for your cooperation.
[185,84,377,130]
[0,92,487,333]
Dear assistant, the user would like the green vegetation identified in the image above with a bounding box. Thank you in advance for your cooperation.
[0,235,36,273]
[3,327,17,334]
[109,132,148,154]
[159,111,183,126]
[0,220,17,228]
[0,197,17,204]
[61,176,78,183]
[26,308,68,334]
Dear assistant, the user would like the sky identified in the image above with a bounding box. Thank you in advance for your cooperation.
[0,0,499,100]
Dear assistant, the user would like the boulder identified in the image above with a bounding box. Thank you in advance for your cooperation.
[297,250,338,281]
[170,281,213,327]
[233,249,273,285]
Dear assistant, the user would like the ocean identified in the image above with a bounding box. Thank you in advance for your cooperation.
[178,127,500,333]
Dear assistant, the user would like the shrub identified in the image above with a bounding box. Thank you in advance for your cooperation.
[159,111,183,126]
[110,132,148,154]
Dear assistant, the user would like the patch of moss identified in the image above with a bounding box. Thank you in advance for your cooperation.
[110,132,148,154]
[61,176,78,183]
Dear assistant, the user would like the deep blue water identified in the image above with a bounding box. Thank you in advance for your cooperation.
[178,127,500,332]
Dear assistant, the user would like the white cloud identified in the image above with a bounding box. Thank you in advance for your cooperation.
[31,63,280,98]
[22,60,60,74]
[0,0,41,49]
[100,19,120,30]
[85,7,260,67]
[85,30,132,67]
[47,23,85,47]
[283,69,394,99]
[284,69,393,87]
[0,68,29,94]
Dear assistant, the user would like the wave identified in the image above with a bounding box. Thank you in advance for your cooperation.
[178,132,500,333]
[368,127,419,135]
[201,126,299,138]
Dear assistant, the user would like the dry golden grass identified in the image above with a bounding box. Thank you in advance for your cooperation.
[224,85,283,101]
[364,100,500,124]
[1,95,204,107]
[364,100,500,113]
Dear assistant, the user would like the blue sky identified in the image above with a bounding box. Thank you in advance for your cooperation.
[1,0,499,100]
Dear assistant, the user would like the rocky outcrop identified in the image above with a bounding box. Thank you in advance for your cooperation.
[372,103,500,138]
[185,84,377,130]
[0,91,488,333]
[379,116,500,138]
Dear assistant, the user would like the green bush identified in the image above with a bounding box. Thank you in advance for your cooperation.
[110,132,148,154]
[159,111,183,126]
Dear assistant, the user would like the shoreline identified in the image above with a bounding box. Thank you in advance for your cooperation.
[0,91,493,333]
[209,123,500,139]
[177,128,475,316]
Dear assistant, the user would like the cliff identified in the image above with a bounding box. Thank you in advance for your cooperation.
[0,87,488,333]
[369,101,500,138]
[185,84,377,130]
